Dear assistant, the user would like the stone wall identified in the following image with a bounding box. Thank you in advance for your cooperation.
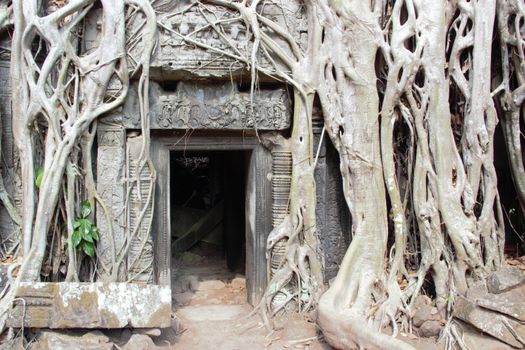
[0,45,21,254]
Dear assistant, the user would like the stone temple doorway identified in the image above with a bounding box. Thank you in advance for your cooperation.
[170,150,248,306]
[150,133,272,306]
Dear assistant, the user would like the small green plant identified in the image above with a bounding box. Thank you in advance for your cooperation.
[72,200,99,257]
[35,167,44,189]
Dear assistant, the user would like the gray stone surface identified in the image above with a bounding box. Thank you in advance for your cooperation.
[476,288,525,322]
[462,324,517,350]
[469,283,525,322]
[487,266,525,294]
[454,295,525,348]
[121,334,157,350]
[33,331,113,350]
[174,292,194,305]
[7,282,171,329]
[231,277,246,289]
[418,320,441,337]
[413,305,439,328]
[190,279,226,291]
[0,263,9,291]
[136,328,162,337]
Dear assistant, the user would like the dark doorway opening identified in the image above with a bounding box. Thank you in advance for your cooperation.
[494,123,525,258]
[170,150,248,305]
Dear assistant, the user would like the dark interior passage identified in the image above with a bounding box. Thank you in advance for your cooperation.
[170,151,247,273]
[494,124,525,257]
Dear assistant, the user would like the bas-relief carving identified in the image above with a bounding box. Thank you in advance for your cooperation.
[151,0,307,78]
[126,135,154,284]
[123,82,291,130]
[96,127,127,281]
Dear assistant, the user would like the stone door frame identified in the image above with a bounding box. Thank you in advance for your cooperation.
[151,133,272,305]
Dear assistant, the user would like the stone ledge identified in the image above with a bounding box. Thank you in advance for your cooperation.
[7,282,171,329]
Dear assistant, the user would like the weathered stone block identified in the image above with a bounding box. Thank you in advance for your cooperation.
[230,277,246,289]
[0,263,10,292]
[121,334,157,350]
[413,303,439,328]
[473,285,525,322]
[418,320,441,337]
[190,279,226,291]
[487,266,525,294]
[7,282,171,329]
[454,295,525,348]
[35,331,113,350]
[173,292,194,306]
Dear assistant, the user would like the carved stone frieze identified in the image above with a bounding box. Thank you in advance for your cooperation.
[151,0,307,79]
[123,82,291,130]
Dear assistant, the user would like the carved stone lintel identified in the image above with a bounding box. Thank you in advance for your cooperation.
[123,82,291,130]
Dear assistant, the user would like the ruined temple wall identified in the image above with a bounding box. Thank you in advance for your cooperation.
[92,0,350,285]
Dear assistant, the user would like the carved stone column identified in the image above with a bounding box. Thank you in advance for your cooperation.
[126,134,154,283]
[0,60,22,252]
[312,111,351,282]
[96,125,127,281]
[269,149,292,276]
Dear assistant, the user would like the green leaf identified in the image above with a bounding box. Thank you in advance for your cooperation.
[91,227,99,241]
[74,220,81,229]
[80,200,91,218]
[83,230,94,243]
[71,230,81,248]
[35,167,44,189]
[82,241,95,257]
[78,219,89,234]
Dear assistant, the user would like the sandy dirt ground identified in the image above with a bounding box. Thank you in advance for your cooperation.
[166,253,331,350]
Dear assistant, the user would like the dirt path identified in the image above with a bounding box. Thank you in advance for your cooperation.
[167,253,331,349]
[171,304,329,350]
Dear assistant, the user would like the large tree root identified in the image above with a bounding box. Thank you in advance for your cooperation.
[318,290,415,350]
